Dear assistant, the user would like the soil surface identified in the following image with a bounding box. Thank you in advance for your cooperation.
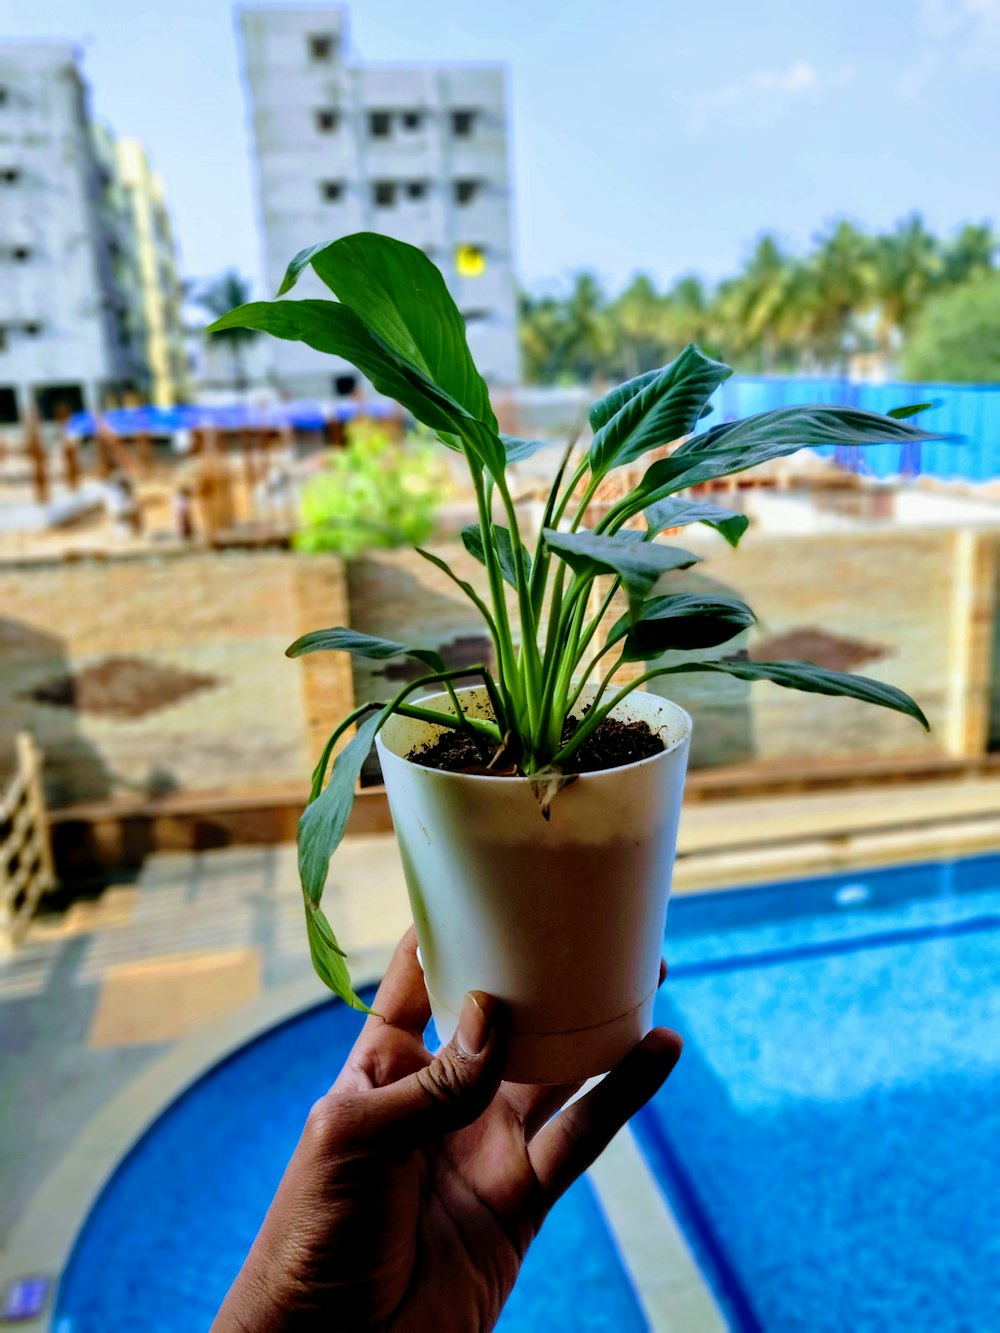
[407,713,664,776]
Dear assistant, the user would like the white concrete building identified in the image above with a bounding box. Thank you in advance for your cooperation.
[238,6,520,400]
[0,42,150,426]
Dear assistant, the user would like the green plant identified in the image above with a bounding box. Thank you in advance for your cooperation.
[209,232,941,1008]
[902,274,1000,384]
[294,422,446,557]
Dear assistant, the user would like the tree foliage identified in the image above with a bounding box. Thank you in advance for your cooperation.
[519,217,998,384]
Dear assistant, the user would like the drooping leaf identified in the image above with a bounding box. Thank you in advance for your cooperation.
[501,433,553,464]
[209,300,464,435]
[278,232,497,431]
[630,404,952,508]
[298,709,384,908]
[297,708,387,1008]
[606,594,756,660]
[461,523,532,589]
[643,497,749,548]
[305,902,370,1012]
[543,528,702,619]
[647,657,929,729]
[887,402,936,420]
[588,368,661,433]
[588,344,733,477]
[286,626,445,674]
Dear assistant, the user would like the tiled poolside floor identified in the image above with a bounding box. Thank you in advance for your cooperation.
[0,839,410,1251]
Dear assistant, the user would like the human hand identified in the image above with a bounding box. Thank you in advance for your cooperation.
[212,927,681,1333]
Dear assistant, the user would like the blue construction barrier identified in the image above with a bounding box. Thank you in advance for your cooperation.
[713,376,1000,481]
[64,399,398,439]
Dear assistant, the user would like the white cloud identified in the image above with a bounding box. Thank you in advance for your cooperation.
[684,61,855,135]
[898,0,1000,88]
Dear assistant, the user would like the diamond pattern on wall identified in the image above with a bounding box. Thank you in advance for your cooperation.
[751,627,887,673]
[24,656,220,720]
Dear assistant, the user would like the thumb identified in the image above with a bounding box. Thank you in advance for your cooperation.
[368,991,507,1150]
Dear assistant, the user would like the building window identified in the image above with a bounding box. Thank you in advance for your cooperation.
[454,179,481,205]
[372,180,397,208]
[11,246,31,262]
[35,383,85,422]
[451,109,476,137]
[369,110,392,139]
[333,374,357,397]
[401,110,423,131]
[455,244,486,277]
[315,108,339,133]
[0,88,8,108]
[308,34,336,61]
[23,321,41,337]
[462,309,491,324]
[0,386,18,424]
[320,179,345,202]
[405,180,428,202]
[0,328,6,353]
[1,167,20,185]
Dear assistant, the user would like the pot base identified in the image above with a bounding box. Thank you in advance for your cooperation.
[428,984,658,1085]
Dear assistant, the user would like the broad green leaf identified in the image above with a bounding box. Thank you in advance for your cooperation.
[298,709,384,907]
[501,433,552,464]
[643,497,749,548]
[543,528,702,619]
[461,523,532,588]
[631,404,951,507]
[209,300,463,435]
[887,402,936,420]
[648,657,929,729]
[279,232,497,432]
[286,626,445,674]
[606,594,756,660]
[589,344,733,477]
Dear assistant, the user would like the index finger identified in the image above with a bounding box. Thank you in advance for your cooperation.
[363,927,432,1036]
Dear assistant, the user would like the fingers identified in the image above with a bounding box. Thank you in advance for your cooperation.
[364,990,508,1151]
[528,1028,681,1208]
[659,956,667,986]
[363,927,432,1036]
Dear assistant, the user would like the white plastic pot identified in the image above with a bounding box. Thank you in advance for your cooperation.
[375,685,691,1083]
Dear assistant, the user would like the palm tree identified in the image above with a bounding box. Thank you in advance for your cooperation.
[801,220,876,373]
[196,271,260,390]
[714,234,802,371]
[871,214,942,360]
[608,274,668,379]
[942,222,997,286]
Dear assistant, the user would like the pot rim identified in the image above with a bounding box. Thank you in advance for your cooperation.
[374,684,693,784]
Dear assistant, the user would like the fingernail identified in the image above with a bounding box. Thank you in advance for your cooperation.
[457,990,494,1056]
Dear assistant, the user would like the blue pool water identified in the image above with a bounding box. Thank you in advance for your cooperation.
[639,853,1000,1331]
[55,853,1000,1331]
[54,989,643,1332]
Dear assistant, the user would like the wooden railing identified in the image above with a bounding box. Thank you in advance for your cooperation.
[1,734,56,949]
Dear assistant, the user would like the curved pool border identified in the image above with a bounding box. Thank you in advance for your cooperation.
[0,953,391,1333]
[1,942,724,1333]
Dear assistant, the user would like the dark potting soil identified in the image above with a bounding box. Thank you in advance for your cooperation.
[406,714,664,776]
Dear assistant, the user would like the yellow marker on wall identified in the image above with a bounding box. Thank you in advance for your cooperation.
[455,244,486,277]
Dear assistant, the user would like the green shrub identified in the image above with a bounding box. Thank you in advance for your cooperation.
[293,422,447,557]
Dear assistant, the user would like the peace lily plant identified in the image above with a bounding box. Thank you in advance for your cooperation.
[211,233,936,1078]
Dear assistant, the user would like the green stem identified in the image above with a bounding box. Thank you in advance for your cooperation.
[552,664,676,768]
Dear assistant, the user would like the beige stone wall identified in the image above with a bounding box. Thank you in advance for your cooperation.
[609,526,999,768]
[0,551,351,806]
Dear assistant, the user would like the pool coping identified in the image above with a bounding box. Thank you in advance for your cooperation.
[0,941,723,1333]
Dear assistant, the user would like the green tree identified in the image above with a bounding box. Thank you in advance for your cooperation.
[902,275,1000,383]
[942,223,997,286]
[714,234,803,371]
[608,274,668,379]
[196,271,260,388]
[871,214,942,356]
[800,220,876,373]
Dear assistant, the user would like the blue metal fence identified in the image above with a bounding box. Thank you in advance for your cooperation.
[713,376,1000,481]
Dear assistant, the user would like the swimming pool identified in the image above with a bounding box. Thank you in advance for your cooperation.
[54,852,1000,1331]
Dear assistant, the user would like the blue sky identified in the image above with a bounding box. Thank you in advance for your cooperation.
[6,0,999,295]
